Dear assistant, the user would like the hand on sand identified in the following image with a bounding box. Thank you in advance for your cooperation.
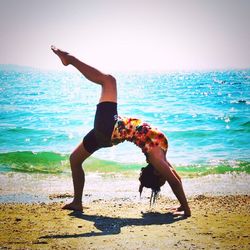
[51,45,70,66]
[62,202,83,212]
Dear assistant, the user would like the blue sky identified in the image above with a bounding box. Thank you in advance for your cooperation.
[0,0,249,72]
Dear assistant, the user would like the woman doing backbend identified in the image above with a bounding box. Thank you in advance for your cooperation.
[51,46,191,217]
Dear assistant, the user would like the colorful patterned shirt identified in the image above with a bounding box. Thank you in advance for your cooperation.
[111,116,168,155]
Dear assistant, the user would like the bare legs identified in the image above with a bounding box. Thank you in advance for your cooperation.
[148,147,191,217]
[62,142,90,211]
[51,46,190,216]
[51,46,117,211]
[51,46,117,103]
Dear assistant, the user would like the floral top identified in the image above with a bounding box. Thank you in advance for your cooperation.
[111,116,168,155]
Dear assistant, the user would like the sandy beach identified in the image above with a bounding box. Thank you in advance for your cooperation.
[0,172,250,249]
[0,195,249,249]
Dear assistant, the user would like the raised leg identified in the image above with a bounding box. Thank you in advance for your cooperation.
[51,46,117,103]
[51,46,117,211]
[62,142,91,211]
[148,147,191,217]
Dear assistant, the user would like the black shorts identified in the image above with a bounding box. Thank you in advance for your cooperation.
[83,102,118,154]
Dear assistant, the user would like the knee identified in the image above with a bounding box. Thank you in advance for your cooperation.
[103,74,116,87]
[107,74,116,83]
[69,153,76,166]
[69,152,83,167]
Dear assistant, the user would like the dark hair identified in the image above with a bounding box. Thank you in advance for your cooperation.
[139,163,165,206]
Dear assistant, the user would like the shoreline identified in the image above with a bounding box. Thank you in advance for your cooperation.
[0,171,249,204]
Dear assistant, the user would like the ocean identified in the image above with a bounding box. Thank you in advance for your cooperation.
[0,65,249,176]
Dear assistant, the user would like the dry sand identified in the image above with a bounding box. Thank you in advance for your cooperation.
[0,172,249,249]
[0,195,249,249]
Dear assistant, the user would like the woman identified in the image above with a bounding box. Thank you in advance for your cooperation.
[51,46,191,217]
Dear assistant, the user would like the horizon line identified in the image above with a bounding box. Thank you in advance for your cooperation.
[0,63,250,74]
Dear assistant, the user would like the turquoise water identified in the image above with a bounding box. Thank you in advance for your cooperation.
[0,65,249,175]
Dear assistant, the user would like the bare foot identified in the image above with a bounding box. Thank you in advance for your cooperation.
[62,202,83,212]
[172,208,191,218]
[51,45,71,66]
[171,206,184,212]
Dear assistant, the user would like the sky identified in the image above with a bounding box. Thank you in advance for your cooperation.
[0,0,249,72]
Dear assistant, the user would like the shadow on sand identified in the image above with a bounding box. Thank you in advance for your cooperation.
[41,211,186,238]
